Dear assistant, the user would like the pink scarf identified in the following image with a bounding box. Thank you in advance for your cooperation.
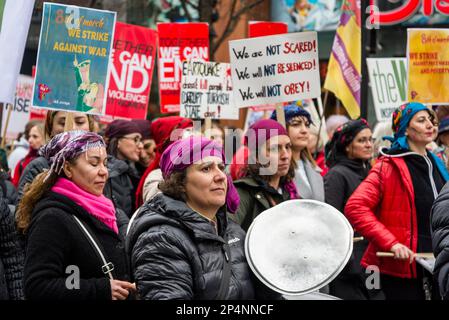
[51,178,118,234]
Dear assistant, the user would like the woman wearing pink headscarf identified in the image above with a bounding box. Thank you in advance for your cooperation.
[126,136,255,300]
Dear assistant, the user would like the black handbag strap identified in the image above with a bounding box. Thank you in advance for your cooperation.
[215,238,232,300]
[71,215,115,280]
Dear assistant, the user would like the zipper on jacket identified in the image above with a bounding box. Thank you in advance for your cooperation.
[423,155,438,199]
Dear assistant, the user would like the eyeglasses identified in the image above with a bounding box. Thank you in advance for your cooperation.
[121,136,142,145]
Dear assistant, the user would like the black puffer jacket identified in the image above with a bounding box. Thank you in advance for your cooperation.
[431,182,449,299]
[23,191,132,300]
[105,156,138,219]
[0,191,24,300]
[127,193,255,300]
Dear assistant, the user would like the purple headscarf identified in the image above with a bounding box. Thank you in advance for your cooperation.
[40,130,106,179]
[160,136,240,213]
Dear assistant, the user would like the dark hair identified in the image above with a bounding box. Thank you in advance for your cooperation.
[158,171,187,201]
[24,120,42,140]
[243,152,296,185]
[106,137,119,157]
[45,111,96,141]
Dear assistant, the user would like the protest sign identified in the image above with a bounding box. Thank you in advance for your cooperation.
[2,75,33,140]
[106,22,157,119]
[180,60,237,120]
[32,3,116,114]
[229,32,321,108]
[407,28,449,104]
[367,58,407,122]
[157,23,209,114]
[0,1,34,104]
[248,21,287,112]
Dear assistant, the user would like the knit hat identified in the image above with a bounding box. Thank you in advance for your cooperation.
[438,116,449,137]
[245,119,288,151]
[104,119,141,140]
[270,104,313,126]
[131,119,152,140]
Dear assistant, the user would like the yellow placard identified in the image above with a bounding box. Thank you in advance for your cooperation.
[408,29,449,104]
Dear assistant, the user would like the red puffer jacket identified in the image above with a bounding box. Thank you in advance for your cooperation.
[344,155,418,279]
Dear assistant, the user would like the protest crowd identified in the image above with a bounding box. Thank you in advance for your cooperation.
[4,0,449,302]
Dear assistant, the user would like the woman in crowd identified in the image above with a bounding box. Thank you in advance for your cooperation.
[135,116,193,206]
[17,111,95,199]
[131,119,155,177]
[433,116,449,170]
[271,105,324,202]
[232,119,298,231]
[127,136,254,300]
[0,188,24,300]
[324,119,383,300]
[345,102,449,300]
[12,121,44,187]
[104,120,143,218]
[18,131,135,300]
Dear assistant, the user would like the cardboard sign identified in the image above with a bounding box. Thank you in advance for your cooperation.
[32,3,116,114]
[105,22,157,119]
[367,58,407,122]
[180,60,237,120]
[407,28,449,104]
[2,75,33,140]
[248,21,287,112]
[157,23,209,114]
[229,32,320,108]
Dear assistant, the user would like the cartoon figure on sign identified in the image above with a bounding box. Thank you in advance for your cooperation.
[38,84,51,101]
[73,55,104,113]
[289,0,312,30]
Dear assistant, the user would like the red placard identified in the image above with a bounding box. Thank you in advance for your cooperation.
[248,21,288,38]
[106,22,157,119]
[157,23,209,114]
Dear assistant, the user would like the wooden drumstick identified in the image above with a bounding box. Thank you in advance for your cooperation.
[376,252,434,259]
[353,237,364,243]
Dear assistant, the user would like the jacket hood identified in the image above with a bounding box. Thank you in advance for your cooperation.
[126,194,228,253]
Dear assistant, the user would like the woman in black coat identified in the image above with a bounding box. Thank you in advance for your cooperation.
[127,136,256,300]
[323,119,382,300]
[18,131,135,300]
[0,190,24,300]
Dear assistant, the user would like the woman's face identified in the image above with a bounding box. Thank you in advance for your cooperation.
[28,126,44,150]
[140,139,156,166]
[209,127,224,146]
[52,112,90,137]
[346,128,373,161]
[406,110,437,146]
[184,156,227,213]
[117,133,143,162]
[440,132,449,147]
[63,147,108,196]
[259,135,292,178]
[288,116,310,151]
